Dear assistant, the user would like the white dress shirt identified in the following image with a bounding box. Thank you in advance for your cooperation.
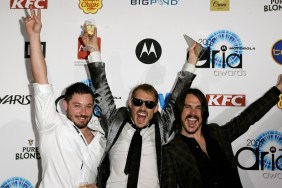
[106,123,159,188]
[33,84,106,188]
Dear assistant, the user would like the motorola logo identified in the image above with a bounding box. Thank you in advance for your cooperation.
[135,38,162,64]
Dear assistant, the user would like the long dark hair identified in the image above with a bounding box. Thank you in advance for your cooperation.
[174,88,209,132]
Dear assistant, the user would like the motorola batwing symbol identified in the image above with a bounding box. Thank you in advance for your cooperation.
[135,38,162,64]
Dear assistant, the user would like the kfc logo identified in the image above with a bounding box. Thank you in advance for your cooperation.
[206,94,245,106]
[10,0,48,9]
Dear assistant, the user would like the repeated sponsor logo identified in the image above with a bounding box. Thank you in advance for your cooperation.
[264,0,282,12]
[130,0,179,5]
[135,38,162,64]
[210,0,230,11]
[79,0,103,14]
[206,94,246,106]
[10,0,48,9]
[1,177,33,188]
[0,95,31,105]
[271,39,282,66]
[197,30,255,77]
[15,139,41,160]
[25,41,46,58]
[235,130,282,179]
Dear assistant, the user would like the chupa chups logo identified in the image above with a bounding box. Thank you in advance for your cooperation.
[25,41,46,58]
[271,39,282,66]
[10,0,48,9]
[206,94,246,106]
[79,0,103,14]
[210,0,230,11]
[1,177,33,188]
[135,38,162,64]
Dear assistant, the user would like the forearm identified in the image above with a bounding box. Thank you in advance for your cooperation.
[162,71,196,141]
[29,34,48,84]
[87,61,117,125]
[224,86,281,141]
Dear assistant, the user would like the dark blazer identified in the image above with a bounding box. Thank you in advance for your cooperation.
[161,87,281,188]
[88,61,196,188]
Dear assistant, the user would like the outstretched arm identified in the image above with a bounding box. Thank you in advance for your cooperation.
[222,73,282,142]
[82,27,116,134]
[161,42,199,142]
[25,6,48,84]
[276,74,282,92]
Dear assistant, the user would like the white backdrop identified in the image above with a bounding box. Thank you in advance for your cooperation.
[1,0,282,187]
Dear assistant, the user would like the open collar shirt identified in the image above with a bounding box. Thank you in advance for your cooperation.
[33,83,106,188]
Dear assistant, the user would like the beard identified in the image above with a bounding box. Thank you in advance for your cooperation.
[68,114,91,129]
[74,122,88,129]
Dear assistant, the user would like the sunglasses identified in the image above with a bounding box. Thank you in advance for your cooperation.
[131,97,157,109]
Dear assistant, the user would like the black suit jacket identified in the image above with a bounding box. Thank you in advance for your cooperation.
[161,86,281,188]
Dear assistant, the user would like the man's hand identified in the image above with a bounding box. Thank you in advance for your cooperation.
[25,6,41,38]
[81,27,100,52]
[276,74,282,92]
[186,42,198,66]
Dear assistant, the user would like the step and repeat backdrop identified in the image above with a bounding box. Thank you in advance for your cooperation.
[1,0,282,187]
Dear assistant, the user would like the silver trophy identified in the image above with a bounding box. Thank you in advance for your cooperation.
[183,34,207,61]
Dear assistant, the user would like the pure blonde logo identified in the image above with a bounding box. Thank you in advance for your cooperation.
[15,140,41,160]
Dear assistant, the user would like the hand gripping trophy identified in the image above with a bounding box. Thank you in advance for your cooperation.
[82,19,97,51]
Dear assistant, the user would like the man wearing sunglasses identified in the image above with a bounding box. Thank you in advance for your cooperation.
[81,28,200,188]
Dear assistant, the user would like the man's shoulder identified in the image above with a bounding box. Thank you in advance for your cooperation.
[163,133,183,147]
[110,107,130,123]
